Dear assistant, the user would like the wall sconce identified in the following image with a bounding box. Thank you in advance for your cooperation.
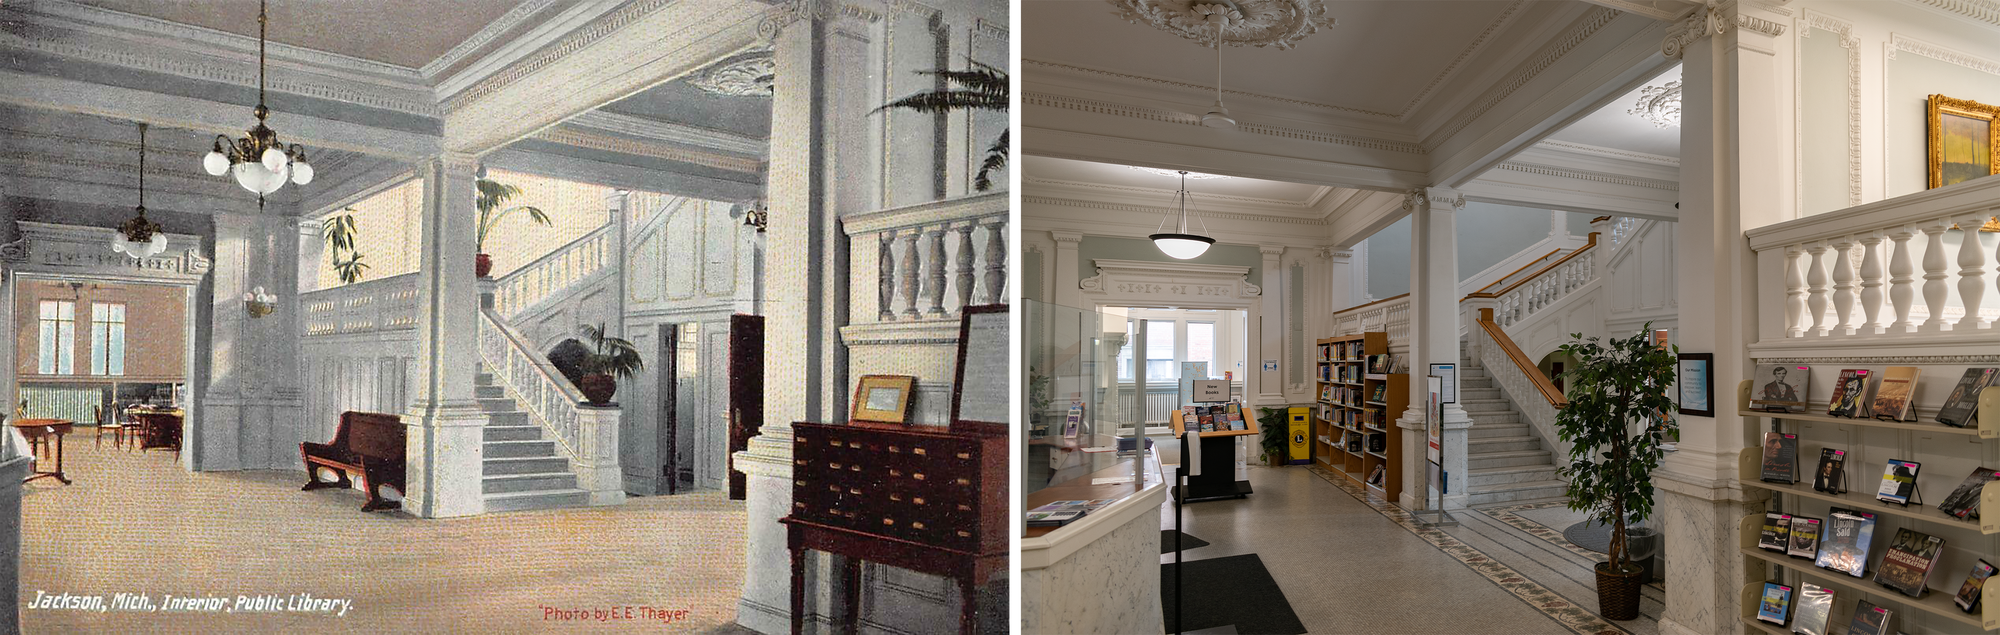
[243,286,276,318]
[742,201,767,233]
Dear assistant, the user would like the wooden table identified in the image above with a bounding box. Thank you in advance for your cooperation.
[12,418,74,484]
[128,409,183,454]
[783,518,1004,634]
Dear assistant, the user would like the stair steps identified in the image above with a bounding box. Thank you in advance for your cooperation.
[1459,361,1569,506]
[473,364,589,513]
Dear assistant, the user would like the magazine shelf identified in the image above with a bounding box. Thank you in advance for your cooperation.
[1316,332,1403,501]
[1735,447,1994,534]
[1737,512,1999,630]
[1737,580,1857,635]
[1734,381,1994,438]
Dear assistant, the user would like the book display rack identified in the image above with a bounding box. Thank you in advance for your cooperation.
[1736,380,2000,633]
[1314,332,1405,501]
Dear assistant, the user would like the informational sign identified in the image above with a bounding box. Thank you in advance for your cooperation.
[1262,359,1278,372]
[1429,363,1457,405]
[1427,376,1443,465]
[1062,403,1083,439]
[1190,380,1230,403]
[1180,361,1210,406]
[950,305,1009,424]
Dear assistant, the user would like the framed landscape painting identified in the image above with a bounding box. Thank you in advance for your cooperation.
[1928,94,2000,189]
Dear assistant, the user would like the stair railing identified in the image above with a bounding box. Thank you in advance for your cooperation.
[1469,306,1573,464]
[490,222,618,317]
[1463,232,1598,328]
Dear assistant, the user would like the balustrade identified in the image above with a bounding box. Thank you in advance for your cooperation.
[844,192,1009,323]
[300,273,420,336]
[491,223,616,317]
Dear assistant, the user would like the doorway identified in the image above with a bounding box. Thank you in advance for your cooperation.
[10,275,198,471]
[1103,306,1249,437]
[653,320,733,494]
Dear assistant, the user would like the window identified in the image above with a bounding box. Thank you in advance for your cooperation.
[1145,319,1176,381]
[37,300,74,375]
[1187,322,1216,378]
[1116,320,1136,380]
[90,302,126,376]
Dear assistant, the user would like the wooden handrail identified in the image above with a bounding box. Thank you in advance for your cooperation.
[1332,292,1409,319]
[1468,247,1567,296]
[1463,232,1598,301]
[1475,307,1567,408]
[1590,215,1613,223]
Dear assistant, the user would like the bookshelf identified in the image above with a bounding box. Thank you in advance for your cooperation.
[1737,380,2000,631]
[1314,332,1405,501]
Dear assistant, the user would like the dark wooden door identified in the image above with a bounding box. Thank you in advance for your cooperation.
[728,314,764,500]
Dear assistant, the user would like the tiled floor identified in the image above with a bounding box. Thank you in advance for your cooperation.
[18,439,747,633]
[1159,464,1663,635]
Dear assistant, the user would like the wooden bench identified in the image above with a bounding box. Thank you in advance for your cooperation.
[300,411,406,512]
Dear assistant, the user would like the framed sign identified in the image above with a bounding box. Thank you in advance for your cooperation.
[1426,375,1443,465]
[1189,380,1229,403]
[852,375,916,424]
[949,305,1010,425]
[1678,353,1714,417]
[1428,363,1457,404]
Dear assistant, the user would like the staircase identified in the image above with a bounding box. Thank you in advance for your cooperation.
[475,364,591,512]
[1458,355,1569,506]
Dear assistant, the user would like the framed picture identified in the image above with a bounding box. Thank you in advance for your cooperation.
[1678,353,1714,417]
[852,374,916,424]
[1928,94,2000,189]
[1428,363,1457,404]
[949,304,1009,425]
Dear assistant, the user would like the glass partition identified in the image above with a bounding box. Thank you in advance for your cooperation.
[1023,299,1142,496]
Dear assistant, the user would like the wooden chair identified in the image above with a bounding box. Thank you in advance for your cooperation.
[93,405,131,450]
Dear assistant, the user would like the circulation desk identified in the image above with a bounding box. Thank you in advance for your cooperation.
[1019,441,1166,634]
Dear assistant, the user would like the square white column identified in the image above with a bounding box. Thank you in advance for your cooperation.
[1397,187,1472,511]
[402,153,490,519]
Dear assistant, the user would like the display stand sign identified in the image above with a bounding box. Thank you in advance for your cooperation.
[949,305,1009,425]
[1419,375,1457,527]
[1180,362,1210,406]
[1429,362,1457,405]
[1062,403,1083,439]
[1189,379,1229,404]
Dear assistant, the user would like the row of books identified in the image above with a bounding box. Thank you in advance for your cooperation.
[1333,430,1387,454]
[1025,498,1119,527]
[1318,341,1367,362]
[1317,363,1362,383]
[1757,507,1982,601]
[1320,385,1362,407]
[1749,364,1995,426]
[1760,433,1998,516]
[1366,354,1405,376]
[1180,403,1244,433]
[1757,564,1993,635]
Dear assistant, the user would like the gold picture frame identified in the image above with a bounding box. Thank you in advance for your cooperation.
[851,374,916,424]
[1927,94,2000,189]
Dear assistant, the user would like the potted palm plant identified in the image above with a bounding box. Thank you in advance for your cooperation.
[575,323,643,406]
[475,178,550,278]
[877,62,1008,191]
[320,210,368,285]
[1551,323,1678,621]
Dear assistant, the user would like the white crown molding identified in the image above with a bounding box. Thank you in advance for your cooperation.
[1024,92,1424,154]
[531,126,765,175]
[566,111,768,158]
[1533,140,1680,167]
[1496,162,1680,191]
[1,1,439,116]
[1797,9,1862,213]
[1892,0,2000,31]
[1423,7,1623,151]
[1024,176,1321,210]
[1398,0,1529,121]
[1024,195,1332,227]
[431,0,628,102]
[1887,32,2000,76]
[441,0,683,113]
[419,0,563,79]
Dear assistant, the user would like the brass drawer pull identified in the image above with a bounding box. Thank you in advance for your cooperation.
[794,480,805,487]
[882,518,895,526]
[849,441,862,448]
[827,485,839,492]
[828,440,840,447]
[889,469,902,477]
[849,464,860,472]
[913,497,926,505]
[956,452,971,460]
[913,473,926,481]
[794,459,807,466]
[955,478,970,486]
[913,447,927,456]
[829,462,842,469]
[889,445,901,453]
[794,502,806,508]
[912,521,927,530]
[956,530,971,538]
[889,493,902,501]
[849,488,861,495]
[957,504,971,511]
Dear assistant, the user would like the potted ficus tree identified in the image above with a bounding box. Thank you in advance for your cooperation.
[1551,323,1678,621]
[1256,406,1289,467]
[575,323,643,406]
[475,178,550,278]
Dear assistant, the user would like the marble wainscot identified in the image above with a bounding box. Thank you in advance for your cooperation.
[1020,444,1167,634]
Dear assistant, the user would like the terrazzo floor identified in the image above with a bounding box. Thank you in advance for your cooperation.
[17,439,748,633]
[1159,464,1665,635]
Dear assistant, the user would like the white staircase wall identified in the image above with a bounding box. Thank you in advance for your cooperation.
[1602,217,1679,336]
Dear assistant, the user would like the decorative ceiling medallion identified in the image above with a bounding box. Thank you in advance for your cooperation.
[1107,0,1337,49]
[1129,166,1228,179]
[691,52,775,97]
[1626,79,1682,128]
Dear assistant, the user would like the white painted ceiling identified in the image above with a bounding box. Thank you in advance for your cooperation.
[1027,155,1368,224]
[69,0,530,68]
[1024,0,1528,119]
[598,75,773,141]
[1545,64,1683,158]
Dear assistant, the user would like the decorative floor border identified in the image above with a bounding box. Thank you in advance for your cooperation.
[1307,466,1629,635]
[1483,500,1610,563]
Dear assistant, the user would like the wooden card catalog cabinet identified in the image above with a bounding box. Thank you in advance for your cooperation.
[790,421,1006,552]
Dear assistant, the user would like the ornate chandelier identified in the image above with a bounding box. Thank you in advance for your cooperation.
[113,122,168,260]
[200,0,314,194]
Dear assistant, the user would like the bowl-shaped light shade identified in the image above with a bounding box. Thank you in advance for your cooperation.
[290,160,314,185]
[202,150,230,176]
[232,162,288,194]
[112,233,168,260]
[1149,233,1215,260]
[260,146,287,173]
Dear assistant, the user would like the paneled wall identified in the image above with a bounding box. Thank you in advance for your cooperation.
[1603,217,1679,336]
[298,334,415,445]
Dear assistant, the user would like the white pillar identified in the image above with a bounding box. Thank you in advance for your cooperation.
[607,190,630,339]
[402,153,490,519]
[200,212,306,471]
[1659,7,1788,635]
[1397,187,1472,511]
[1051,231,1082,309]
[1256,245,1284,404]
[1326,248,1355,313]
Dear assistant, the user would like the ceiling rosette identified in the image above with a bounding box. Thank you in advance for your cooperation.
[1107,0,1337,49]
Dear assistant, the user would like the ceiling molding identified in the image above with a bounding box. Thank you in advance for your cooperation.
[1024,176,1324,210]
[1024,59,1398,118]
[1496,162,1679,191]
[1888,32,2000,76]
[532,126,765,175]
[1024,92,1425,154]
[567,111,768,158]
[1893,0,2000,30]
[1422,7,1623,151]
[419,0,563,79]
[1396,0,1529,119]
[1534,140,1679,166]
[15,0,424,78]
[1575,0,1701,22]
[1024,195,1332,227]
[431,1,629,101]
[441,0,680,113]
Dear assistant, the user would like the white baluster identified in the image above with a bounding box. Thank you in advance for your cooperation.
[1921,219,1952,332]
[983,217,1007,305]
[1806,243,1830,337]
[1784,245,1806,337]
[1831,236,1856,336]
[1859,234,1885,335]
[900,229,922,319]
[1958,212,1990,329]
[925,225,948,318]
[1890,228,1916,333]
[878,230,897,321]
[954,223,976,314]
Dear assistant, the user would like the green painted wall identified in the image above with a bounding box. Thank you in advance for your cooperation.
[1074,236,1262,288]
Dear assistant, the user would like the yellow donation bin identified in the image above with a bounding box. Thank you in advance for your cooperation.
[1287,406,1310,465]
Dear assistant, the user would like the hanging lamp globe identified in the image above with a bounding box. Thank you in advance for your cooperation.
[200,0,315,195]
[1149,170,1216,260]
[114,122,170,260]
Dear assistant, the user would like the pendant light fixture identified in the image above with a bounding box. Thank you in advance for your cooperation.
[201,0,314,194]
[112,122,168,260]
[1149,170,1216,259]
[1200,11,1236,130]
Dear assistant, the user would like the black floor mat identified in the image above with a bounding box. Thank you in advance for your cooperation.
[1161,554,1306,635]
[1162,529,1212,553]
